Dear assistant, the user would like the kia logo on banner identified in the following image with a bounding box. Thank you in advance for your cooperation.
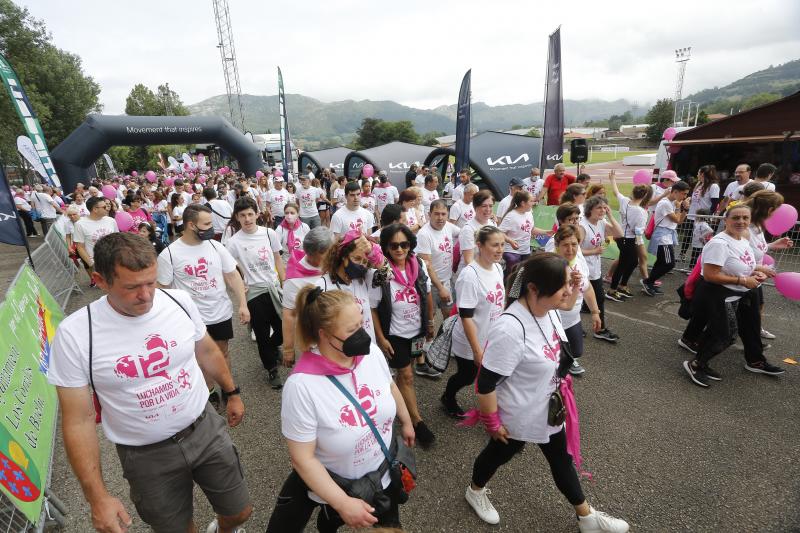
[389,161,421,170]
[546,153,564,161]
[486,154,530,167]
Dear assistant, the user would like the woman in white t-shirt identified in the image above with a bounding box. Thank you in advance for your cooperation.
[316,231,386,344]
[371,224,436,449]
[607,173,653,298]
[441,226,506,418]
[225,197,286,388]
[578,195,622,343]
[553,225,601,375]
[266,287,414,532]
[642,181,691,295]
[170,193,186,235]
[745,190,794,340]
[461,253,629,531]
[681,204,782,388]
[275,203,311,259]
[498,190,548,275]
[681,164,721,260]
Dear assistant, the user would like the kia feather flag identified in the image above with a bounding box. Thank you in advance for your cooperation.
[278,67,294,177]
[455,69,472,175]
[541,27,564,170]
[0,53,60,188]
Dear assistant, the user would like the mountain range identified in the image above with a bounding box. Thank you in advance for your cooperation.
[187,59,799,148]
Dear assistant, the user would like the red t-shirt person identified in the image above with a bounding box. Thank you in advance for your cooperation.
[542,168,576,205]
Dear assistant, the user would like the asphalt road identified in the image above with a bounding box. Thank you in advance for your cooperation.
[3,245,798,532]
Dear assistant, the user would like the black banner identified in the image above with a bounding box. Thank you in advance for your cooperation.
[0,166,26,246]
[541,27,563,170]
[455,69,472,174]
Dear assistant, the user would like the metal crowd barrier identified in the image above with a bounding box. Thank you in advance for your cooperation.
[672,216,800,284]
[27,227,82,310]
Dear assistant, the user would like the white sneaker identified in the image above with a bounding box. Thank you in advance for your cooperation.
[250,329,256,342]
[206,519,246,533]
[465,485,500,525]
[578,507,629,533]
[760,328,776,339]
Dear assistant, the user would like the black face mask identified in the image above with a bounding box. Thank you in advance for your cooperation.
[195,226,216,241]
[331,328,372,357]
[344,261,368,280]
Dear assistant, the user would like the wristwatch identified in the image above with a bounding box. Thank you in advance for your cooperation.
[223,386,241,396]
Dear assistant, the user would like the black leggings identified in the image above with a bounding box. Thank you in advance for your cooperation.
[589,278,606,329]
[471,429,585,506]
[610,237,638,289]
[564,323,584,359]
[266,470,401,533]
[646,244,675,284]
[247,292,283,371]
[443,355,478,401]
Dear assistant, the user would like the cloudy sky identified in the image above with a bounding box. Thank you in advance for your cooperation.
[19,0,800,115]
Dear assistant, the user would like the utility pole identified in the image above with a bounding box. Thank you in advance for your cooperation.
[212,0,245,131]
[672,47,691,126]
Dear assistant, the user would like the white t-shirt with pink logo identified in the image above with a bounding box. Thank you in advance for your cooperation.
[747,224,769,265]
[702,232,757,293]
[374,185,399,214]
[559,255,590,329]
[451,262,505,360]
[359,194,376,214]
[449,200,475,228]
[421,188,439,212]
[224,227,282,290]
[580,218,607,280]
[48,289,209,446]
[72,216,119,261]
[457,218,496,277]
[267,189,291,218]
[316,272,380,344]
[297,185,324,218]
[275,222,311,256]
[483,303,565,443]
[157,239,237,325]
[281,345,395,503]
[330,207,375,237]
[372,260,432,339]
[415,222,460,289]
[500,209,534,255]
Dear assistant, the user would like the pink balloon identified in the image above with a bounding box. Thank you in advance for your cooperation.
[274,169,284,178]
[145,170,157,183]
[775,271,800,301]
[256,170,264,178]
[101,185,117,199]
[663,127,677,141]
[115,211,134,232]
[632,169,651,185]
[165,177,175,187]
[762,254,775,267]
[362,164,375,178]
[131,170,139,178]
[764,203,798,235]
[198,175,207,184]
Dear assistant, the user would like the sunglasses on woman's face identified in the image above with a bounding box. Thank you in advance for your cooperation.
[389,241,411,251]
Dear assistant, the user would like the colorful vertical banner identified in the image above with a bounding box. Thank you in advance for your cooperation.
[278,67,294,178]
[0,53,60,188]
[0,165,27,247]
[541,27,564,170]
[0,265,62,523]
[455,69,472,175]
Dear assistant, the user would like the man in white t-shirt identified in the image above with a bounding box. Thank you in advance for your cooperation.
[719,163,752,212]
[421,174,440,212]
[451,170,472,203]
[265,176,290,227]
[754,162,777,192]
[449,183,477,227]
[157,204,249,403]
[522,168,543,204]
[73,196,119,284]
[203,188,233,239]
[29,185,62,235]
[12,188,38,236]
[416,199,460,317]
[296,174,325,228]
[496,177,524,223]
[642,180,690,295]
[373,171,400,215]
[415,166,429,186]
[330,182,375,238]
[48,232,251,533]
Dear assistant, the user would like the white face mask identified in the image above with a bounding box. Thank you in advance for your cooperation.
[284,213,297,224]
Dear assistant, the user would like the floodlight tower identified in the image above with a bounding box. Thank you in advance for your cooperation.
[672,47,691,126]
[212,0,245,131]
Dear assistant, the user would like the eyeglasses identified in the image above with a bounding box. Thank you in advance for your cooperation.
[388,241,411,251]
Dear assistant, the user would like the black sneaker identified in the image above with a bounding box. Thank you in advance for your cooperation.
[640,279,656,296]
[652,284,664,295]
[440,394,465,419]
[605,290,623,303]
[617,287,634,299]
[414,420,435,448]
[683,360,709,387]
[678,337,698,355]
[744,361,785,376]
[703,365,722,381]
[268,368,283,389]
[593,328,619,343]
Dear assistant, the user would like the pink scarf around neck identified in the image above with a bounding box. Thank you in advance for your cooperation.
[390,256,419,294]
[293,350,364,389]
[280,217,304,263]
